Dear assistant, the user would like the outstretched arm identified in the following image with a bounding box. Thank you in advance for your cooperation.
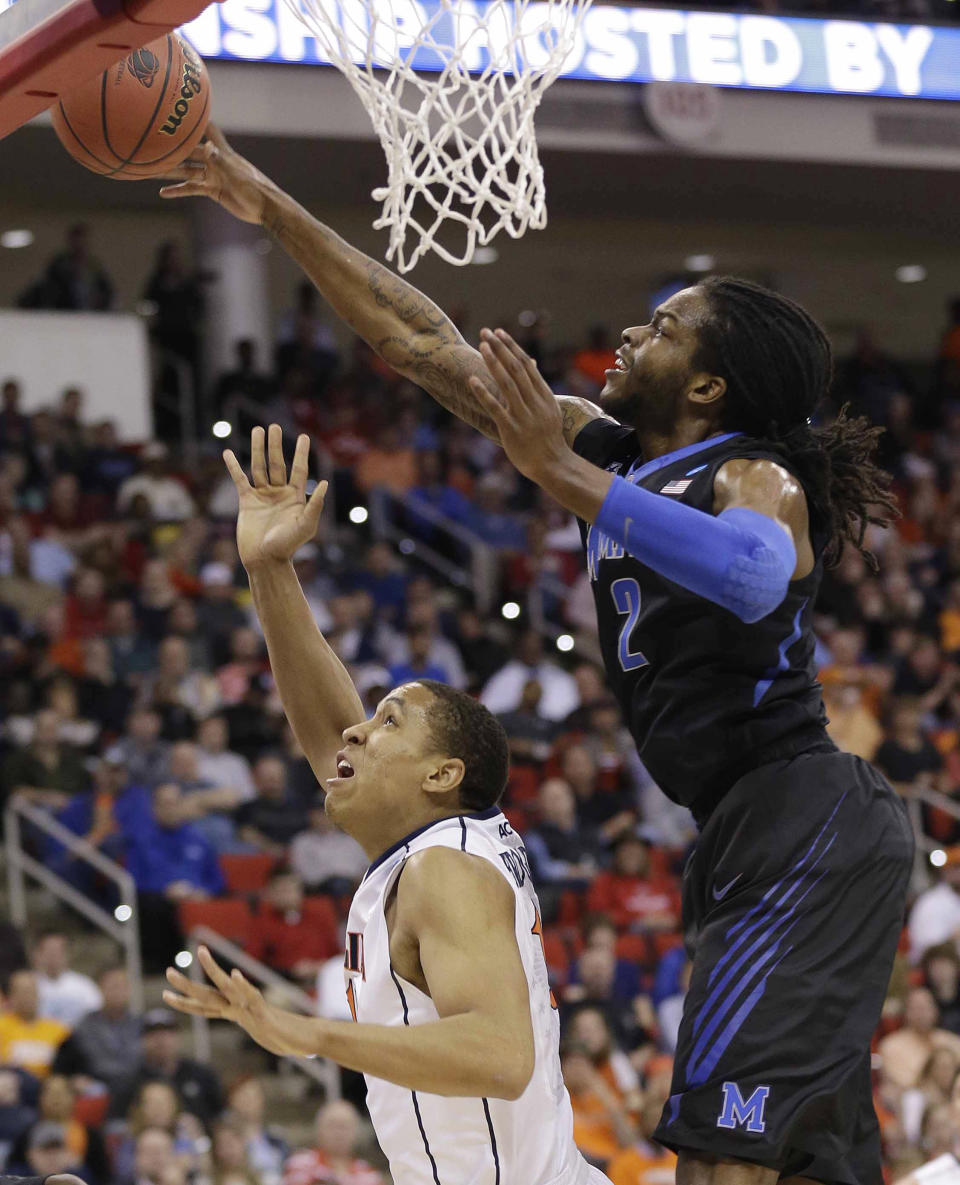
[160,127,608,446]
[469,329,808,624]
[224,425,364,782]
[163,849,536,1100]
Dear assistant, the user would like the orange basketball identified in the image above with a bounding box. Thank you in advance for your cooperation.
[51,34,211,180]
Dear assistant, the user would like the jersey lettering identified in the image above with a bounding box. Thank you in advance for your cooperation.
[611,577,648,672]
[585,523,626,581]
[345,931,365,978]
[498,821,514,838]
[499,845,531,888]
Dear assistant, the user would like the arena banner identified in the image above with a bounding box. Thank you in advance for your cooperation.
[173,0,960,100]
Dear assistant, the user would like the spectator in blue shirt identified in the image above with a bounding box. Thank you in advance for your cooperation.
[388,626,452,686]
[125,783,225,973]
[347,542,408,622]
[405,451,474,551]
[44,754,150,905]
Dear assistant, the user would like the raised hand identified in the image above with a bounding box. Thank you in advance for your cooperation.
[163,946,297,1057]
[159,125,276,224]
[468,328,568,482]
[224,425,327,572]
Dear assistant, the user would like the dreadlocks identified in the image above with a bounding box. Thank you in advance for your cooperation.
[693,275,897,568]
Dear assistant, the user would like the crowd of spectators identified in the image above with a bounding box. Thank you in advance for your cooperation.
[4,269,960,1183]
[0,926,383,1185]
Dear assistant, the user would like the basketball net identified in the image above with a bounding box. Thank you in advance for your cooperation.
[283,0,592,271]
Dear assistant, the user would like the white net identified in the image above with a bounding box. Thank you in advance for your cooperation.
[283,0,592,271]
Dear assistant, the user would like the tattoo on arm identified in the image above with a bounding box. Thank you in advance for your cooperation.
[558,396,608,446]
[366,262,451,333]
[411,346,502,442]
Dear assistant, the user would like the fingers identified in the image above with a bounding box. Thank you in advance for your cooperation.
[492,328,537,370]
[229,967,263,1008]
[304,479,328,530]
[250,427,268,488]
[162,989,226,1019]
[197,944,241,1003]
[159,182,209,201]
[267,424,286,486]
[290,433,310,496]
[165,967,224,1005]
[478,329,523,403]
[467,376,508,427]
[223,449,251,493]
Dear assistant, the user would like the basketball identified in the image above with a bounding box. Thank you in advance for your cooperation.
[50,34,210,180]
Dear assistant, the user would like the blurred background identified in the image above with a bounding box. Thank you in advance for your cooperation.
[1,0,960,1180]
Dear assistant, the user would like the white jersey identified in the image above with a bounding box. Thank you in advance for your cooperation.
[344,807,606,1185]
[913,1154,960,1185]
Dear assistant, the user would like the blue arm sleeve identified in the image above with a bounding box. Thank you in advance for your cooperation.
[595,476,797,623]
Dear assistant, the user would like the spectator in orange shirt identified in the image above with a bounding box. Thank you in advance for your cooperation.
[561,1040,635,1168]
[818,625,888,718]
[566,1007,643,1110]
[0,970,70,1078]
[354,425,417,498]
[606,1097,678,1185]
[586,834,681,935]
[941,580,960,658]
[572,327,617,392]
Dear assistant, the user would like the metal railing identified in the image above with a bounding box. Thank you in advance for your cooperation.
[901,783,960,889]
[153,348,198,459]
[4,796,144,1012]
[185,925,340,1100]
[368,487,500,614]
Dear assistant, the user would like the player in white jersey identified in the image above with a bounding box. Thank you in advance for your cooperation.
[163,425,612,1185]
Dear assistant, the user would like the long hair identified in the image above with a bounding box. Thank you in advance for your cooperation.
[693,276,897,568]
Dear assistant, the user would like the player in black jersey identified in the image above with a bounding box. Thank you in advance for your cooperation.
[165,136,912,1185]
[462,282,913,1185]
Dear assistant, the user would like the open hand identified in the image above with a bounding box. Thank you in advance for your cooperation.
[163,945,296,1057]
[159,125,276,225]
[224,425,327,572]
[468,328,568,481]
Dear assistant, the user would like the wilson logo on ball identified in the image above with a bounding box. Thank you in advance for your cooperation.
[127,48,160,88]
[158,46,204,137]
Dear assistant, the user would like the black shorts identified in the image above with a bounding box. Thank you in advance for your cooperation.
[653,746,913,1185]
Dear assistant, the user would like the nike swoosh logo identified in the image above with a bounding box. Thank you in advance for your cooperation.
[712,873,742,901]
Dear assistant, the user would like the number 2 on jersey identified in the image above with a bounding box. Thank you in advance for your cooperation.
[611,577,648,671]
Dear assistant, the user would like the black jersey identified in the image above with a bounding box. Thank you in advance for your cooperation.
[572,419,828,820]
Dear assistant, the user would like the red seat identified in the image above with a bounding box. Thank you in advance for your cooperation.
[219,853,276,894]
[178,898,252,947]
[558,889,585,929]
[615,933,651,965]
[302,896,339,947]
[651,929,684,958]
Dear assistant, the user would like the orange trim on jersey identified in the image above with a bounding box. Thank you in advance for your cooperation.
[346,978,358,1023]
[531,908,559,1010]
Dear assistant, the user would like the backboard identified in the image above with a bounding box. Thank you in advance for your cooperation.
[0,0,214,140]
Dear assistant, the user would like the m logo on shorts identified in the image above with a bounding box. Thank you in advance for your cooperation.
[716,1082,770,1133]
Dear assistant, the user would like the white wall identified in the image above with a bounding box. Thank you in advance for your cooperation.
[0,311,152,439]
